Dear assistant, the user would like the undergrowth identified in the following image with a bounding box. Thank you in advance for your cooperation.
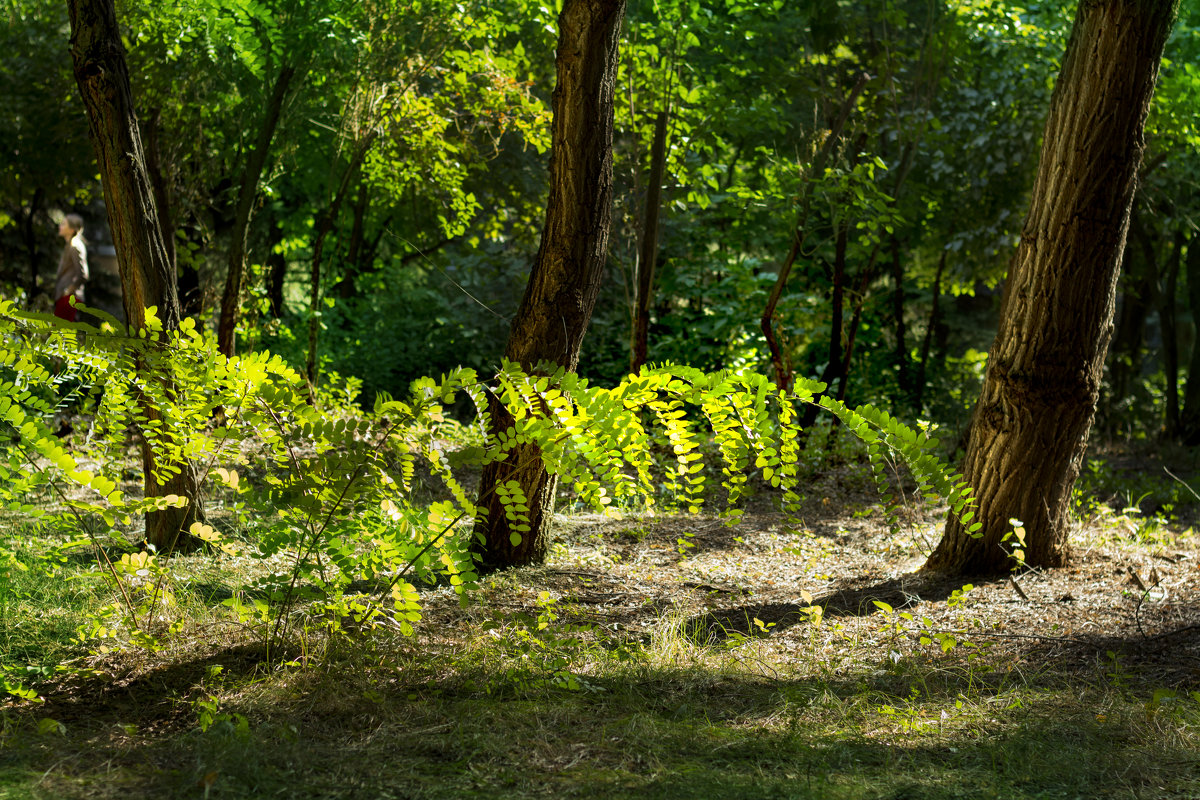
[1,304,1197,797]
[1,553,1197,799]
[0,299,975,690]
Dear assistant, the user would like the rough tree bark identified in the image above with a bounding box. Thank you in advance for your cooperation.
[471,0,625,572]
[925,0,1178,574]
[218,65,295,358]
[68,0,204,553]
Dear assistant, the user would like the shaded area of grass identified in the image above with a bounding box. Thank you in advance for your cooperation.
[2,619,1199,800]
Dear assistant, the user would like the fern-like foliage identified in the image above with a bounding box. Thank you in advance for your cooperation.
[0,301,977,665]
[471,363,976,541]
[0,302,483,649]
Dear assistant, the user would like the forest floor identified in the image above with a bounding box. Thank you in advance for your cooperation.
[2,459,1200,799]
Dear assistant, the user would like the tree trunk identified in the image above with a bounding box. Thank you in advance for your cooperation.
[913,248,947,413]
[176,221,205,317]
[1159,230,1184,436]
[218,64,296,358]
[829,140,915,408]
[361,215,395,273]
[630,109,669,374]
[68,0,204,554]
[472,0,625,572]
[760,73,868,392]
[142,108,176,278]
[265,211,287,318]
[334,181,370,299]
[891,234,911,405]
[22,188,44,306]
[304,142,372,396]
[1178,236,1200,443]
[799,222,849,430]
[304,205,336,395]
[925,0,1178,575]
[1128,209,1183,436]
[1105,242,1151,430]
[835,249,883,403]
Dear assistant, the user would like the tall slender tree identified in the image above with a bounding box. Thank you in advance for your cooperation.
[472,0,626,571]
[925,0,1179,574]
[629,109,669,375]
[218,63,296,357]
[68,0,204,552]
[1178,238,1200,444]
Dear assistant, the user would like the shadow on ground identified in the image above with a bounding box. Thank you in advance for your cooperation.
[2,644,1196,800]
[684,572,973,643]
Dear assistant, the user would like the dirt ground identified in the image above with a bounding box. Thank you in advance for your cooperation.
[417,464,1200,690]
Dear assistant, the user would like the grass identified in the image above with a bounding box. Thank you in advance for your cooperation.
[2,629,1197,799]
[5,331,1197,798]
[2,448,1199,799]
[0,526,110,674]
[1,528,1199,800]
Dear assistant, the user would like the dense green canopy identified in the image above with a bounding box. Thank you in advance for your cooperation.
[2,1,1195,440]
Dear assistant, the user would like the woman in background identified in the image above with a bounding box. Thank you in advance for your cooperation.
[54,213,88,321]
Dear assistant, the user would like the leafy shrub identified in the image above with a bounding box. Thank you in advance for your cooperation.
[0,297,976,675]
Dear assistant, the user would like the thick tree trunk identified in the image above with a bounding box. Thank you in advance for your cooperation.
[630,110,669,374]
[68,0,204,554]
[218,65,295,358]
[925,0,1177,575]
[472,0,625,572]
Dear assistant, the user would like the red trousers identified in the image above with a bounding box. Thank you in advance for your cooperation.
[54,295,78,322]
